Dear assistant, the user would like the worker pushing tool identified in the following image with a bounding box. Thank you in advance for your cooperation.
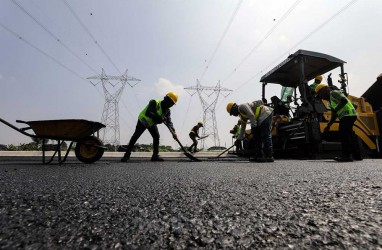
[314,84,362,162]
[188,121,203,153]
[121,92,178,162]
[226,100,274,162]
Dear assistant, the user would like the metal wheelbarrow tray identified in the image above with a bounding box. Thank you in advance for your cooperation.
[0,118,106,164]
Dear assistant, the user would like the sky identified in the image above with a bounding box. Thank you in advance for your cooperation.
[1,0,381,149]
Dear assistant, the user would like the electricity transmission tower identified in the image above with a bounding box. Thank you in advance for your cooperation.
[184,80,232,149]
[87,69,141,146]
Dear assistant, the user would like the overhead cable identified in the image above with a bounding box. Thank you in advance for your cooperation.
[221,0,303,85]
[199,0,243,82]
[62,0,121,74]
[10,0,99,74]
[216,0,360,108]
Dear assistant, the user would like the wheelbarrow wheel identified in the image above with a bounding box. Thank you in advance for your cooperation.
[75,136,104,163]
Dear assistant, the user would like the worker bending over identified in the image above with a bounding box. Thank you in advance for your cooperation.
[314,84,362,162]
[121,92,178,162]
[227,100,274,162]
[188,121,203,153]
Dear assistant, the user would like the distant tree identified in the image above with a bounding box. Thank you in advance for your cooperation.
[7,144,16,151]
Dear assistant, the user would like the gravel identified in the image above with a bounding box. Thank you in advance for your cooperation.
[0,158,381,249]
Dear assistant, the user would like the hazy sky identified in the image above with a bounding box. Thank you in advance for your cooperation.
[1,0,381,149]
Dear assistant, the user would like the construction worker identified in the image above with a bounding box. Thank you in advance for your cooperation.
[230,121,243,153]
[226,100,274,162]
[188,121,203,153]
[314,84,362,162]
[309,75,323,95]
[121,92,178,162]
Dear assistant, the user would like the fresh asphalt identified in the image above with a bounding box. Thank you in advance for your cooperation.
[0,157,381,249]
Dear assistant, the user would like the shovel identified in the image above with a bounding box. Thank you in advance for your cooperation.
[165,123,202,162]
[215,144,235,159]
[197,135,209,140]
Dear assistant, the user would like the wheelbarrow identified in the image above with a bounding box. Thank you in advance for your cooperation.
[0,118,106,164]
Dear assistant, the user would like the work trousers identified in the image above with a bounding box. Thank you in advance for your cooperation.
[253,114,273,157]
[124,120,160,156]
[339,115,360,158]
[188,133,198,152]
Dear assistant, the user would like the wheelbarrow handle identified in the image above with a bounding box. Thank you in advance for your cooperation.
[0,118,38,139]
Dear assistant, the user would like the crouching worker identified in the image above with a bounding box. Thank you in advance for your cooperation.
[121,92,178,162]
[188,121,203,153]
[230,121,243,153]
[314,84,362,162]
[227,100,274,162]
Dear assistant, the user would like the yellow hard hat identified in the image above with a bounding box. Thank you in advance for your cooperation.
[166,92,178,104]
[226,102,235,114]
[198,121,204,127]
[315,75,323,82]
[314,83,328,95]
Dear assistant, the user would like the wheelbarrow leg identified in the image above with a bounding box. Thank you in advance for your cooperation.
[42,139,57,164]
[59,141,73,165]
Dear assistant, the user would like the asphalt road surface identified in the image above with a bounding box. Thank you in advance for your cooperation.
[1,158,381,249]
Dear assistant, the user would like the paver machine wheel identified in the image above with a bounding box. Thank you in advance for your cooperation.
[75,136,105,163]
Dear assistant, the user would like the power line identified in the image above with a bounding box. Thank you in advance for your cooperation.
[221,0,303,85]
[0,21,86,81]
[217,0,360,108]
[199,0,243,81]
[10,0,99,74]
[62,0,121,74]
[62,0,143,111]
[0,21,134,132]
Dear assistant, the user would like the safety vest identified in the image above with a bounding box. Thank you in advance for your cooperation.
[138,100,163,127]
[239,104,262,121]
[235,127,241,137]
[329,90,357,119]
[190,125,199,134]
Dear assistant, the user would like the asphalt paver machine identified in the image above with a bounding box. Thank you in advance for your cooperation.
[259,50,382,158]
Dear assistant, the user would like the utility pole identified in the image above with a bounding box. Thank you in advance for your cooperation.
[87,69,140,147]
[184,80,232,149]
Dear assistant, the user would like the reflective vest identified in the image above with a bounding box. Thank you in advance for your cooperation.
[239,105,262,121]
[329,90,357,119]
[138,100,162,127]
[190,125,199,135]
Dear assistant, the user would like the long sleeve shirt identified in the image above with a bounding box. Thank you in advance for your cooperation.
[237,100,273,139]
[146,100,175,132]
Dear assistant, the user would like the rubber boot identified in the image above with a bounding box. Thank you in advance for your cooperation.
[121,152,131,162]
[151,155,164,162]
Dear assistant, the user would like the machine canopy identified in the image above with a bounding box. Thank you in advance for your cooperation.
[260,50,346,88]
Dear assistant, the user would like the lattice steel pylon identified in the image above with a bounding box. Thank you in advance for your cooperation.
[87,68,140,146]
[184,80,232,149]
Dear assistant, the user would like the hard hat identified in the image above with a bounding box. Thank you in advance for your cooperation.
[198,121,204,127]
[314,83,328,95]
[166,92,178,104]
[226,102,235,114]
[315,75,323,82]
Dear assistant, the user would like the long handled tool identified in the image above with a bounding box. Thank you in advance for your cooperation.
[197,135,209,140]
[165,123,202,162]
[215,144,235,159]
